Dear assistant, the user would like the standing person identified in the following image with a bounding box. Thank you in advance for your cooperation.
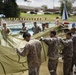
[44,23,49,30]
[16,32,42,75]
[22,22,26,30]
[42,23,45,31]
[2,23,11,35]
[55,17,60,25]
[45,23,49,28]
[40,30,60,75]
[60,32,73,75]
[70,27,76,74]
[20,22,28,33]
[32,22,41,35]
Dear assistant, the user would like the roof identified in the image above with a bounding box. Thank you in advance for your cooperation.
[18,5,44,10]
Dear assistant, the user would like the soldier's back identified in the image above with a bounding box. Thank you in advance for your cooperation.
[27,39,42,68]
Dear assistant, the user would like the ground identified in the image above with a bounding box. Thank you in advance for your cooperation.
[20,13,76,22]
[19,60,63,75]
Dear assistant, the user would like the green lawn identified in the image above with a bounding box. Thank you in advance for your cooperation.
[20,12,76,22]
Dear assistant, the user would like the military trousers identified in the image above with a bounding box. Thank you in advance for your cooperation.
[63,56,72,75]
[71,54,76,72]
[28,67,40,75]
[48,58,58,75]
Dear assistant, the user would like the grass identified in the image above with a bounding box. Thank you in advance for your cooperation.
[20,12,76,22]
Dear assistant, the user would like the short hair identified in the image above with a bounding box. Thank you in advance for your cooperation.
[22,22,25,25]
[23,32,31,38]
[50,30,56,35]
[66,32,72,36]
[71,27,76,31]
[56,17,59,19]
[34,22,37,24]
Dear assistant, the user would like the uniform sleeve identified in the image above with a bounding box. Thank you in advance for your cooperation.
[59,38,65,44]
[17,44,29,57]
[41,38,53,45]
[72,35,76,41]
[60,39,70,46]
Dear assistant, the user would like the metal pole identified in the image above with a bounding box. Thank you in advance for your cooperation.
[53,0,54,9]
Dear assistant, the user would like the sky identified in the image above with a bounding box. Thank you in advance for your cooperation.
[16,0,76,9]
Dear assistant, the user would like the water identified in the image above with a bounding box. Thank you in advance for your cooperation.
[0,22,75,35]
[28,29,34,35]
[7,22,55,35]
[68,23,73,29]
[11,29,34,35]
[8,22,55,29]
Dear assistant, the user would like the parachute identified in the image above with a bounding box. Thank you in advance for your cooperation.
[0,25,64,75]
[0,27,49,75]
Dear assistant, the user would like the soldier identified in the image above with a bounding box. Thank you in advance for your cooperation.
[70,27,76,74]
[16,32,42,75]
[42,23,45,31]
[20,22,28,33]
[40,30,60,75]
[32,22,41,35]
[60,32,73,75]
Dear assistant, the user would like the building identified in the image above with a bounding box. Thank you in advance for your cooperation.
[18,5,44,12]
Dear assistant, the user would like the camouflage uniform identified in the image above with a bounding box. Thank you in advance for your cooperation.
[60,39,73,75]
[41,37,60,75]
[17,39,42,75]
[32,26,41,34]
[71,34,76,72]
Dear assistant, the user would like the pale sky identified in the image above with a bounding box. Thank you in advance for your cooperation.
[16,0,76,8]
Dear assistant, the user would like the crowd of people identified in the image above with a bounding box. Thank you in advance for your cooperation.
[16,27,76,75]
[0,21,76,75]
[0,21,50,38]
[20,22,49,35]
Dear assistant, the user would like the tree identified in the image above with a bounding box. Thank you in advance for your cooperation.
[0,0,4,14]
[41,5,48,11]
[60,0,76,3]
[3,0,20,17]
[24,0,27,1]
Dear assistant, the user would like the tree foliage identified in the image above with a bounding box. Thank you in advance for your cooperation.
[60,0,72,16]
[4,2,20,17]
[60,0,76,3]
[41,5,48,10]
[24,0,27,1]
[0,0,4,14]
[0,0,20,17]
